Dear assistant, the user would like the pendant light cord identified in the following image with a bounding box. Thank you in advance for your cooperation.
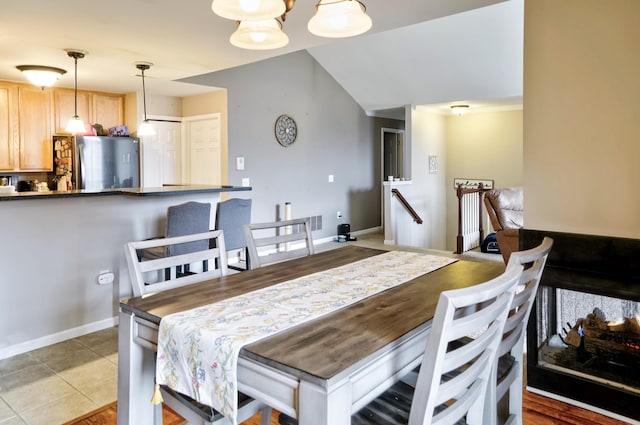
[73,56,78,117]
[141,68,148,121]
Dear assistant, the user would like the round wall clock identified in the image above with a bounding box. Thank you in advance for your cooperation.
[274,114,297,147]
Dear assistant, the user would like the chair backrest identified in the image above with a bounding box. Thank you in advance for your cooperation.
[408,261,523,425]
[490,237,553,424]
[243,217,314,269]
[166,201,211,256]
[215,198,252,251]
[500,237,553,360]
[125,230,228,297]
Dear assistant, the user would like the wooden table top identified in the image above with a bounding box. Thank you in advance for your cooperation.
[121,246,504,382]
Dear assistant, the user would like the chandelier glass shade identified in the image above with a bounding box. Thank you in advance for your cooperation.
[230,19,289,49]
[212,0,285,21]
[308,0,372,38]
[64,49,87,134]
[16,65,66,89]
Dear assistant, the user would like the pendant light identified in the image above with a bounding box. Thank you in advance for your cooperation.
[135,62,156,136]
[16,65,66,90]
[64,49,87,134]
[308,0,372,38]
[230,18,289,50]
[212,0,285,21]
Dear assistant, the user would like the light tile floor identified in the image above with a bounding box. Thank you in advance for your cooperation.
[0,232,498,424]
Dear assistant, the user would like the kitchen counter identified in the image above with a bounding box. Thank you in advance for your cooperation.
[0,185,250,201]
[0,184,252,360]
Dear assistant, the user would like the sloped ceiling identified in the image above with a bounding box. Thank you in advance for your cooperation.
[307,0,523,114]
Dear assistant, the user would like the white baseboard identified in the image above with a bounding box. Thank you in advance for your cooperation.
[0,316,118,360]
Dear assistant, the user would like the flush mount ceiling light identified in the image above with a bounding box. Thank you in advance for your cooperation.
[230,18,289,49]
[16,65,66,89]
[308,0,372,38]
[64,49,87,134]
[135,62,156,137]
[212,0,285,21]
[451,105,470,116]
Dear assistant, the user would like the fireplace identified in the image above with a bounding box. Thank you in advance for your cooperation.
[522,229,640,422]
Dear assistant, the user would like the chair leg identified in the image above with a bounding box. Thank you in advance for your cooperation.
[508,364,524,425]
[259,407,273,425]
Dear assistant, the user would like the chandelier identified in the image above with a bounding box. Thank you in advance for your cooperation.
[212,0,372,50]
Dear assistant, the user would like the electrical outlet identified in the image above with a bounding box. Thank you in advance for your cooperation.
[337,211,342,219]
[97,271,114,285]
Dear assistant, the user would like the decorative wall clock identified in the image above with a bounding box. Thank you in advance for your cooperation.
[274,114,297,147]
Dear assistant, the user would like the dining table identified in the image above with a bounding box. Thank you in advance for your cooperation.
[117,245,504,425]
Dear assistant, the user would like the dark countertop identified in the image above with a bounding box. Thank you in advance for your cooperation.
[0,185,251,202]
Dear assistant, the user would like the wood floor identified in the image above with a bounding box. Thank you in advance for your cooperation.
[241,389,630,425]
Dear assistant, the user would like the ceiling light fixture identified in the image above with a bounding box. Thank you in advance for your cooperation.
[230,18,289,49]
[308,0,372,38]
[135,62,156,137]
[213,0,372,50]
[64,49,87,134]
[16,65,66,89]
[451,105,469,116]
[212,0,285,21]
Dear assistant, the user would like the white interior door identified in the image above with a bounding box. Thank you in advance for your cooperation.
[140,120,182,187]
[183,113,221,185]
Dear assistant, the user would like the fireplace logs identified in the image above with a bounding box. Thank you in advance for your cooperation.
[563,308,640,366]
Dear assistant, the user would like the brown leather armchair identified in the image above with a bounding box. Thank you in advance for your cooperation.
[484,187,523,263]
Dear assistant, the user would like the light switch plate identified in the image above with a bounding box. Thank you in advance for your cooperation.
[236,157,245,171]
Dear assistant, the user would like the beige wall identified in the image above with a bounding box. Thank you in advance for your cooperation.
[523,0,640,238]
[445,109,523,250]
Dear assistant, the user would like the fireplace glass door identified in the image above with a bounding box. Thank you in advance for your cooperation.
[529,286,640,421]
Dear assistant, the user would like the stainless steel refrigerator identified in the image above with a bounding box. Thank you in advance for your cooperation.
[72,136,140,190]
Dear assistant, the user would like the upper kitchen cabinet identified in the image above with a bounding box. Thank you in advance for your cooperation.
[0,82,18,171]
[92,93,124,131]
[17,85,52,171]
[53,88,90,134]
[53,89,124,134]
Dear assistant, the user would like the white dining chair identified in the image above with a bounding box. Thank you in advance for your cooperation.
[495,237,553,425]
[124,230,273,424]
[125,230,228,297]
[279,260,523,425]
[399,237,554,425]
[243,217,314,269]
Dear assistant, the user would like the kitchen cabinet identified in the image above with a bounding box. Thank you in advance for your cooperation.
[92,93,124,131]
[18,86,52,171]
[53,89,124,134]
[0,82,18,171]
[0,82,52,172]
[53,88,90,134]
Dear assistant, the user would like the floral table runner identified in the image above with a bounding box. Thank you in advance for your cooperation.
[155,250,456,424]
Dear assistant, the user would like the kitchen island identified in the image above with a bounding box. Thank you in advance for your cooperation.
[0,185,250,360]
